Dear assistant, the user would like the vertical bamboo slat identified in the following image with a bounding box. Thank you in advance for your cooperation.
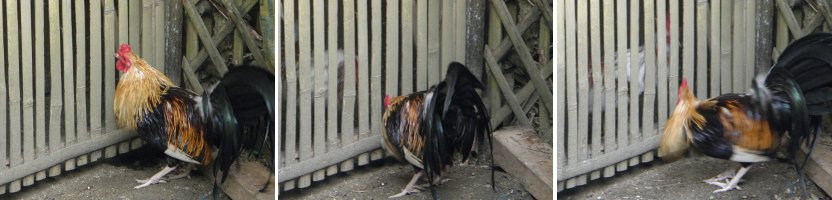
[710,0,722,97]
[745,0,756,85]
[576,0,589,171]
[601,0,615,178]
[7,0,21,172]
[733,0,746,92]
[297,0,313,188]
[487,0,502,126]
[385,0,399,96]
[130,0,142,54]
[370,0,385,162]
[75,0,89,161]
[89,0,104,163]
[695,1,708,98]
[669,0,680,111]
[47,0,61,177]
[34,0,46,174]
[721,0,733,95]
[19,0,35,186]
[325,0,339,176]
[682,0,694,93]
[416,0,428,91]
[614,0,628,173]
[627,0,641,168]
[565,0,578,187]
[428,0,441,85]
[20,0,34,174]
[588,0,601,169]
[340,0,357,173]
[642,0,656,163]
[356,0,370,166]
[141,0,155,67]
[656,0,668,132]
[281,0,299,186]
[441,0,455,77]
[104,0,117,158]
[61,0,78,171]
[311,0,326,182]
[154,0,165,69]
[455,0,466,64]
[401,0,414,94]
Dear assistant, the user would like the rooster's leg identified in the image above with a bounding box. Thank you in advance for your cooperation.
[389,170,424,198]
[709,165,751,193]
[134,166,177,189]
[703,166,738,184]
[165,164,194,180]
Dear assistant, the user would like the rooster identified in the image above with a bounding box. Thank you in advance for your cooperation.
[113,44,274,194]
[382,62,493,198]
[658,33,832,193]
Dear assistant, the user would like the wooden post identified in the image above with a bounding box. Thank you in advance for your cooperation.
[755,0,774,74]
[465,0,485,80]
[165,0,184,85]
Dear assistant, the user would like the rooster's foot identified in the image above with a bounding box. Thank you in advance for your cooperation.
[709,180,743,193]
[133,166,177,189]
[703,167,737,184]
[389,186,422,198]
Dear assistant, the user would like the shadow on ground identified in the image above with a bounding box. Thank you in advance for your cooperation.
[4,145,227,200]
[559,155,830,200]
[280,157,532,200]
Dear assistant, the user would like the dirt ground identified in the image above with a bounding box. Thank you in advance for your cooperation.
[558,155,830,200]
[279,157,533,200]
[4,146,227,200]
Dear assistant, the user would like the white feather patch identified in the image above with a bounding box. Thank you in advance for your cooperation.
[164,143,201,164]
[403,148,424,169]
[729,147,771,163]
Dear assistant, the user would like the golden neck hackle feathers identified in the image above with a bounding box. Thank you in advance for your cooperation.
[658,87,704,161]
[114,52,175,129]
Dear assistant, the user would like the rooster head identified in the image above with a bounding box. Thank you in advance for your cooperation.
[116,44,133,73]
[677,78,696,105]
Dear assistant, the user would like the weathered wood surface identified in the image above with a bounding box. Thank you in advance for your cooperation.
[493,127,552,200]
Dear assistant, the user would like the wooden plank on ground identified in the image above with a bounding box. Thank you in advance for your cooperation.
[340,0,357,173]
[493,127,553,200]
[76,0,89,144]
[566,0,578,170]
[311,0,326,182]
[46,0,61,177]
[325,0,339,177]
[800,135,832,196]
[34,0,46,163]
[721,0,733,94]
[385,0,399,96]
[356,0,370,167]
[297,0,313,188]
[104,0,116,133]
[20,1,35,172]
[601,0,615,177]
[7,0,22,168]
[710,0,721,96]
[90,0,103,139]
[370,0,383,166]
[589,0,602,161]
[221,161,275,200]
[281,0,299,175]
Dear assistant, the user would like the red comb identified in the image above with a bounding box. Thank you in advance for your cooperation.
[681,78,688,88]
[118,44,132,55]
[384,95,391,106]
